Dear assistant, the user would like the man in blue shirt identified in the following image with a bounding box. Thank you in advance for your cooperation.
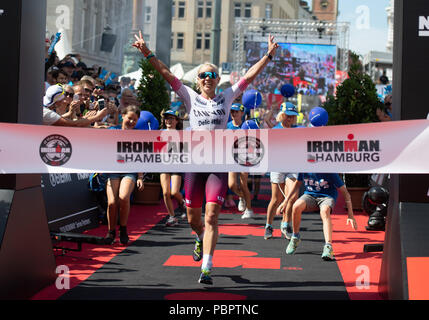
[278,173,358,260]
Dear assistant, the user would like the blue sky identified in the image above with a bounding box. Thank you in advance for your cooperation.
[308,0,390,55]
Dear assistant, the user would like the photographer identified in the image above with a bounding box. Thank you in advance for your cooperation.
[43,85,112,127]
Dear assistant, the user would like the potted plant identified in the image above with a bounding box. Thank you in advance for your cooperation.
[322,51,384,210]
[132,173,162,205]
[132,57,170,205]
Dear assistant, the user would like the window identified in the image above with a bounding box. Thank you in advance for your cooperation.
[196,32,202,49]
[244,3,252,18]
[197,1,204,18]
[204,32,211,50]
[145,6,151,23]
[234,3,241,18]
[178,1,185,18]
[172,2,175,18]
[265,4,272,19]
[171,33,174,49]
[206,1,212,18]
[177,32,184,49]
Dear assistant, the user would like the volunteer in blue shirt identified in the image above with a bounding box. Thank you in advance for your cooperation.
[278,173,358,260]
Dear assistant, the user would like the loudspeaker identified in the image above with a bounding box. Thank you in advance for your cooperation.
[100,33,117,52]
[0,0,56,299]
[379,0,429,300]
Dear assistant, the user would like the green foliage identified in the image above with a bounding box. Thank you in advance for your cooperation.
[322,51,384,126]
[136,58,170,123]
[322,52,381,188]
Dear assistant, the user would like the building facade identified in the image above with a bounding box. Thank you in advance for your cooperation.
[311,0,338,21]
[386,0,394,52]
[169,0,301,70]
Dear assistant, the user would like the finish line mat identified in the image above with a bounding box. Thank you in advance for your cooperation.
[56,210,349,300]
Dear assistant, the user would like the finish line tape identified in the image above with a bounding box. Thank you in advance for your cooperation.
[0,120,428,174]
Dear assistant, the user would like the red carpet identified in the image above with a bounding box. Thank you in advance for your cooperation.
[331,193,385,300]
[32,181,386,300]
[32,203,166,300]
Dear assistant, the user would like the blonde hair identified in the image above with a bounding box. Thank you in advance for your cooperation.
[276,111,286,123]
[196,62,220,92]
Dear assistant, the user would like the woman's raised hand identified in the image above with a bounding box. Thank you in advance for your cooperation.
[267,34,279,56]
[132,31,150,56]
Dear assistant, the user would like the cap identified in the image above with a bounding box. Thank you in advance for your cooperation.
[164,110,180,118]
[43,84,65,107]
[280,102,299,116]
[231,103,245,112]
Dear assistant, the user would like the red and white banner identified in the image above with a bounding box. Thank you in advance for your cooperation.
[0,120,428,174]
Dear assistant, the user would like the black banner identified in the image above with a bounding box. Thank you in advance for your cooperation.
[41,173,101,233]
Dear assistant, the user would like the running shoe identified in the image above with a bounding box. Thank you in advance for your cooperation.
[264,225,273,240]
[322,244,335,261]
[241,209,255,219]
[238,197,246,212]
[119,226,129,245]
[281,222,293,240]
[198,269,213,285]
[193,238,203,262]
[165,216,179,226]
[286,236,301,255]
[104,230,116,245]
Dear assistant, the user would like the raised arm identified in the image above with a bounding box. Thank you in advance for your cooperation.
[132,31,177,86]
[243,34,279,84]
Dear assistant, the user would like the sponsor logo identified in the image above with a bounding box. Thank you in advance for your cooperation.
[40,135,72,166]
[419,16,429,37]
[307,134,380,163]
[232,136,265,167]
[116,136,190,164]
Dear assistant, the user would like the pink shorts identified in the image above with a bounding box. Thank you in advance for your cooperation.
[184,172,228,208]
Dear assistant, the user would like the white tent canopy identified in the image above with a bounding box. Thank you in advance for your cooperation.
[120,63,185,88]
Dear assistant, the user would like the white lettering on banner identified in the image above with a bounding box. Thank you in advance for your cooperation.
[419,16,429,37]
[76,173,90,180]
[0,120,428,174]
[49,173,72,187]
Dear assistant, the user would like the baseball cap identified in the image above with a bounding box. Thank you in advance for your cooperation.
[280,102,299,116]
[164,110,180,118]
[231,103,245,112]
[43,84,65,107]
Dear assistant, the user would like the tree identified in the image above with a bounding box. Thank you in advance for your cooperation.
[322,51,383,126]
[322,51,384,188]
[136,58,170,123]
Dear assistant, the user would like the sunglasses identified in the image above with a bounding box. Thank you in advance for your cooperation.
[64,92,74,98]
[198,72,218,80]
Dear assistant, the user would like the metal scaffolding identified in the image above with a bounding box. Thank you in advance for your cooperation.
[233,18,350,76]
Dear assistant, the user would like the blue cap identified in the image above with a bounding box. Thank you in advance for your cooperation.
[164,110,180,118]
[280,102,299,116]
[231,103,245,112]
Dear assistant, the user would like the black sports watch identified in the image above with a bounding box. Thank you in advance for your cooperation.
[265,53,273,60]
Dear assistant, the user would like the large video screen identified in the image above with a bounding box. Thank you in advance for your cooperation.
[244,42,337,96]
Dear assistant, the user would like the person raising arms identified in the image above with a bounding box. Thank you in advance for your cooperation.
[133,31,278,285]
